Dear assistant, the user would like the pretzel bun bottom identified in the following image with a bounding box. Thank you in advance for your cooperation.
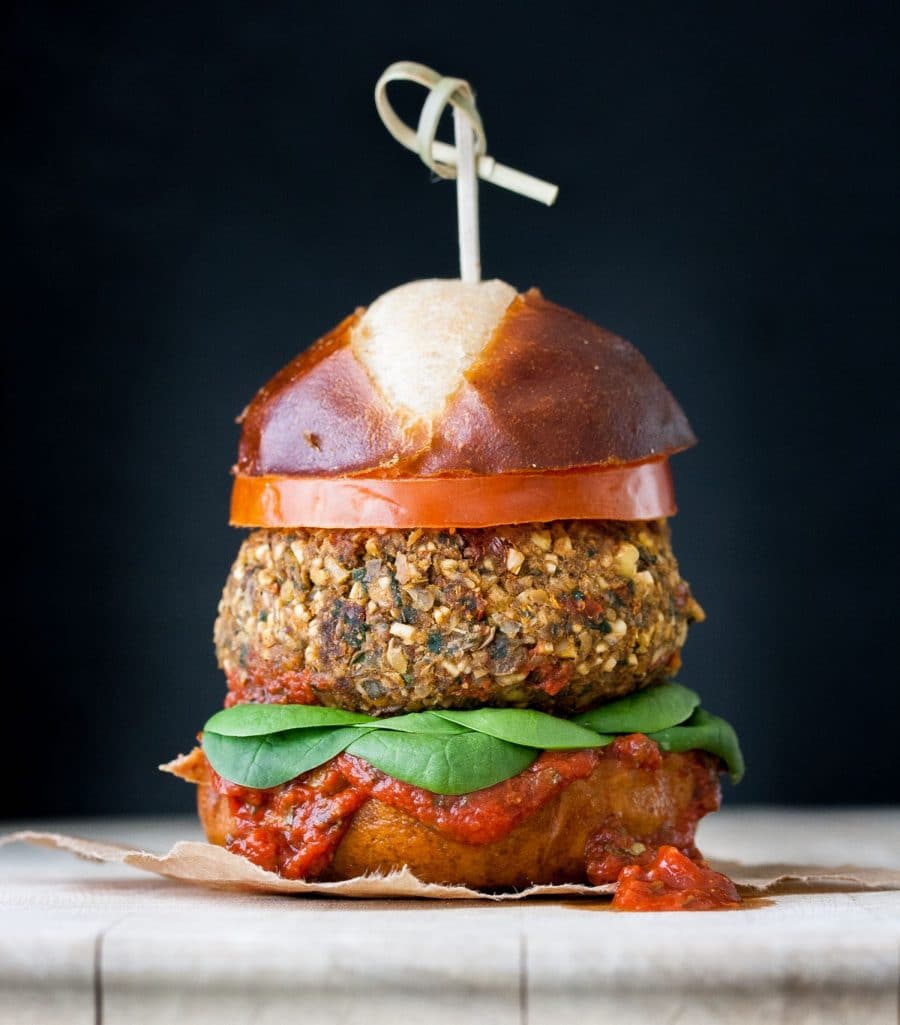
[197,750,720,888]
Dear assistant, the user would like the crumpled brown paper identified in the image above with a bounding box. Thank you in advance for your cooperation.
[3,830,900,899]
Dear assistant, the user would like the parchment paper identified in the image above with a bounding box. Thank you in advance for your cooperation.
[3,830,899,899]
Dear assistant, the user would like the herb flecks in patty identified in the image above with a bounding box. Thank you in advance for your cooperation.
[214,521,703,715]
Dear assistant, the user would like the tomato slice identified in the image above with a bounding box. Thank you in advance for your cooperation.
[230,458,675,528]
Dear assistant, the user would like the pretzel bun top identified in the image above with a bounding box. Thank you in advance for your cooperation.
[236,279,695,478]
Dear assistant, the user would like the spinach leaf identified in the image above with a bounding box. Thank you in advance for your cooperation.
[648,709,745,783]
[202,726,368,789]
[432,708,613,749]
[198,688,744,793]
[345,729,537,795]
[204,704,374,737]
[573,682,699,734]
[365,711,468,735]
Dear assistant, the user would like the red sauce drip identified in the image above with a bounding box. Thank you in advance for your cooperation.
[225,665,321,707]
[612,845,741,911]
[583,735,718,886]
[223,761,372,878]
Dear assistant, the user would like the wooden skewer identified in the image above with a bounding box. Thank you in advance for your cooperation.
[453,105,480,283]
[374,61,558,282]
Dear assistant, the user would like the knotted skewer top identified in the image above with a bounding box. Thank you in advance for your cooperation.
[374,61,559,281]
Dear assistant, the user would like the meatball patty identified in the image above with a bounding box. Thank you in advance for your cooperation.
[214,520,703,715]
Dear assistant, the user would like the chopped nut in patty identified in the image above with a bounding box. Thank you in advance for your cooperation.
[214,520,704,715]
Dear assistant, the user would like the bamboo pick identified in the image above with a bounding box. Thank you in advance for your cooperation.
[453,104,480,282]
[374,61,558,280]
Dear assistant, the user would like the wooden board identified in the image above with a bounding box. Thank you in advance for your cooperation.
[1,810,898,1025]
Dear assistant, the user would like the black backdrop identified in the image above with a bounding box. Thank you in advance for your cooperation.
[7,1,899,818]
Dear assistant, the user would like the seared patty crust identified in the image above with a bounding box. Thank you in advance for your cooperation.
[214,521,703,715]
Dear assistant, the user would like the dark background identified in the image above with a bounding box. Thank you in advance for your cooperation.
[6,1,898,818]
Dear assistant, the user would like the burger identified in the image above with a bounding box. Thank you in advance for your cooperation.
[165,278,744,909]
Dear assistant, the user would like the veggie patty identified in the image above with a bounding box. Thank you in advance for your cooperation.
[215,520,703,714]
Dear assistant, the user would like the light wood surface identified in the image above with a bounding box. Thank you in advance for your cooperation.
[2,808,898,1025]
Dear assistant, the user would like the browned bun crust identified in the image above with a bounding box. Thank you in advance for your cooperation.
[197,750,719,888]
[237,289,696,479]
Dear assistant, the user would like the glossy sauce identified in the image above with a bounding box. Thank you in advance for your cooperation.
[612,845,741,911]
[207,731,727,905]
[211,747,601,878]
[224,665,319,708]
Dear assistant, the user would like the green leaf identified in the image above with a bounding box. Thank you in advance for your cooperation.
[198,686,744,793]
[572,682,699,734]
[345,729,538,795]
[202,726,367,788]
[365,711,468,735]
[204,704,374,737]
[431,707,613,749]
[648,709,745,783]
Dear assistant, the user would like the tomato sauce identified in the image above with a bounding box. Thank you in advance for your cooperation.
[207,733,732,906]
[211,747,602,878]
[612,845,741,911]
[580,733,718,885]
[225,665,321,708]
[341,747,599,845]
[217,761,372,879]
